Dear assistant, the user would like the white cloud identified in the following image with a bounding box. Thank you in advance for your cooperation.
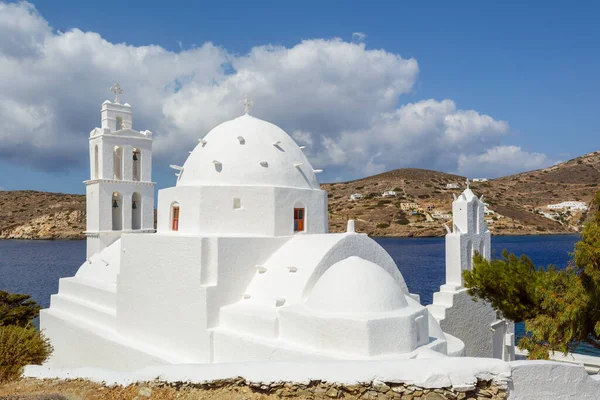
[457,146,551,177]
[352,32,367,43]
[0,1,548,181]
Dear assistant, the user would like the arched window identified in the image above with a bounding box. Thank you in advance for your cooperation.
[132,148,141,181]
[132,192,141,230]
[466,240,473,269]
[294,207,305,232]
[479,240,485,259]
[112,192,123,231]
[171,203,180,231]
[93,145,99,179]
[471,201,478,233]
[116,116,123,130]
[113,146,123,180]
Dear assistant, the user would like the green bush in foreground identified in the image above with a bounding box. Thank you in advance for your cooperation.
[464,191,600,359]
[0,324,53,383]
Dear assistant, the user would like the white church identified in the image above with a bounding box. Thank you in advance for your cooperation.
[40,86,515,370]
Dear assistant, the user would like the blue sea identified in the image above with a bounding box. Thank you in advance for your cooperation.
[0,235,587,353]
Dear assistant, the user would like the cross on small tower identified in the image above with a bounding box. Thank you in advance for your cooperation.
[466,178,470,189]
[110,83,124,103]
[241,95,253,115]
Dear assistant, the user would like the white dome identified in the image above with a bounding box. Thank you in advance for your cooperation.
[305,256,408,314]
[178,115,320,189]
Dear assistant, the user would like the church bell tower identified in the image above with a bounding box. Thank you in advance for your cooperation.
[84,83,155,258]
[444,179,491,288]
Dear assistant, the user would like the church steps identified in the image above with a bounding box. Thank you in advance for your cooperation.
[58,277,116,310]
[432,290,456,307]
[427,304,448,321]
[49,293,116,329]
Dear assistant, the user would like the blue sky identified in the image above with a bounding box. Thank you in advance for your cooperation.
[0,0,598,194]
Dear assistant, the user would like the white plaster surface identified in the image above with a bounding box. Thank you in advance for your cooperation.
[509,360,600,399]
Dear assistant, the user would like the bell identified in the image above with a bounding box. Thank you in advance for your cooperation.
[112,200,119,208]
[132,201,137,210]
[133,153,138,161]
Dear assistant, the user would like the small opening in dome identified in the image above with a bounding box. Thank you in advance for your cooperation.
[237,136,245,145]
[233,197,242,209]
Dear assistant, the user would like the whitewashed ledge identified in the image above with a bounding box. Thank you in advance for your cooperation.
[25,358,510,390]
[24,358,600,399]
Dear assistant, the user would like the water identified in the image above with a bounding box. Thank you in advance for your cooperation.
[0,235,585,353]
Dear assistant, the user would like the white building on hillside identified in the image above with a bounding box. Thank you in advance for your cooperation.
[547,201,588,211]
[349,193,362,200]
[40,91,513,371]
[382,190,397,197]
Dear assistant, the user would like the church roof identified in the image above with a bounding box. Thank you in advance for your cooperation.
[305,256,408,314]
[177,114,320,189]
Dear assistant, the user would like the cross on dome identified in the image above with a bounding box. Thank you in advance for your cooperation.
[110,83,123,103]
[241,95,254,115]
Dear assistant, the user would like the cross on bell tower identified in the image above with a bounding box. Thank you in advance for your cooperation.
[110,83,124,104]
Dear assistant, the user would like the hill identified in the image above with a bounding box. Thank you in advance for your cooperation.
[324,151,600,237]
[0,151,598,239]
[0,191,85,240]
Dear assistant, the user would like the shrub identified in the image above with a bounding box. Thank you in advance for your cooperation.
[0,291,40,327]
[376,223,390,229]
[0,325,52,383]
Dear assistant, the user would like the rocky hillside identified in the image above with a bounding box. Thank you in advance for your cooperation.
[325,151,600,237]
[0,151,598,240]
[0,191,85,240]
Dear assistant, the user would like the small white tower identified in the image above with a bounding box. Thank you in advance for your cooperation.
[428,179,514,360]
[445,179,491,288]
[84,84,155,257]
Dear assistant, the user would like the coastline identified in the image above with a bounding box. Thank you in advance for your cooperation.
[0,231,580,241]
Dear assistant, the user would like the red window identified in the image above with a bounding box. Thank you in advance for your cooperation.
[294,208,305,232]
[171,205,180,231]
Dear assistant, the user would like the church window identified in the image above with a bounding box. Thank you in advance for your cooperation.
[116,116,123,130]
[294,208,305,232]
[233,197,242,209]
[171,204,180,231]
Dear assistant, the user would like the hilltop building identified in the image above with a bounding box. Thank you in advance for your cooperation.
[547,201,588,211]
[41,90,513,371]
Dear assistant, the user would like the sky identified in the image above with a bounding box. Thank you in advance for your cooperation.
[0,0,598,194]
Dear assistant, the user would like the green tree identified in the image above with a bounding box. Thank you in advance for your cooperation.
[463,191,600,359]
[0,291,40,327]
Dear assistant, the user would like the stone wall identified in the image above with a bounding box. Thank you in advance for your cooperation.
[147,377,507,399]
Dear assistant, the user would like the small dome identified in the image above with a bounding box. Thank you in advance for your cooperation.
[178,115,319,189]
[305,256,408,314]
